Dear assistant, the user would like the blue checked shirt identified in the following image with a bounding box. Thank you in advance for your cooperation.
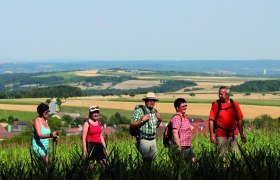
[131,106,158,139]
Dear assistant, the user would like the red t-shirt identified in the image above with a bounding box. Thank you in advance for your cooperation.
[209,101,243,137]
[86,120,102,143]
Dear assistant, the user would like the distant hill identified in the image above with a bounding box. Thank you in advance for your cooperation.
[1,60,280,76]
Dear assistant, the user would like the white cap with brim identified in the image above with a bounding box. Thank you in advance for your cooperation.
[89,106,100,113]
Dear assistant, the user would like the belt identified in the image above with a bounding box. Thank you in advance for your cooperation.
[139,136,155,140]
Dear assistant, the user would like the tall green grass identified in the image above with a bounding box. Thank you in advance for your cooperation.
[0,129,279,179]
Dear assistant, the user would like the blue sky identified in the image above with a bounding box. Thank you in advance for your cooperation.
[0,0,279,61]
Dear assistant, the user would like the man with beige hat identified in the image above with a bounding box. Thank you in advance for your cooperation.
[130,92,162,164]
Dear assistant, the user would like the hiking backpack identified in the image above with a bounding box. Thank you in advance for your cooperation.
[162,114,182,148]
[129,105,148,136]
[213,98,238,137]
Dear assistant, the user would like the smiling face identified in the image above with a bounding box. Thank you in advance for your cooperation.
[218,88,230,102]
[176,102,187,114]
[145,99,156,109]
[90,112,99,121]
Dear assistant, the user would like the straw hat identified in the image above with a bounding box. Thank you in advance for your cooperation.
[142,92,159,101]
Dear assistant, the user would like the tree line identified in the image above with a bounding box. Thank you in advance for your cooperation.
[0,85,83,99]
[231,79,280,92]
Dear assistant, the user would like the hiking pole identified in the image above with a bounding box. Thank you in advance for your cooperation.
[52,134,58,159]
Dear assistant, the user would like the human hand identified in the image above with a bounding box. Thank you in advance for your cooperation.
[142,114,150,122]
[155,113,162,121]
[83,150,88,158]
[240,134,246,143]
[210,134,217,144]
[51,131,59,141]
[104,148,108,157]
[177,146,182,152]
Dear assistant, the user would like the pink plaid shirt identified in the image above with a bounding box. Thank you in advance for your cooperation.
[172,115,192,146]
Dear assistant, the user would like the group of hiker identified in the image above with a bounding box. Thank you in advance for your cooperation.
[31,86,247,166]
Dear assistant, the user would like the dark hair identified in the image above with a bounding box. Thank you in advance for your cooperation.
[37,103,49,116]
[174,98,186,110]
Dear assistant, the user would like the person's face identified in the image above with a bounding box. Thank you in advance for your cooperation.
[218,88,229,102]
[145,99,156,109]
[90,112,99,120]
[43,110,50,118]
[177,102,187,114]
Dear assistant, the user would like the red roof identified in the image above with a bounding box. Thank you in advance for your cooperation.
[102,127,117,135]
[0,132,19,139]
[191,120,209,135]
[0,124,7,133]
[65,128,81,133]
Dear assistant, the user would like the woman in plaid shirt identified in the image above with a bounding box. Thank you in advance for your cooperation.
[171,98,195,162]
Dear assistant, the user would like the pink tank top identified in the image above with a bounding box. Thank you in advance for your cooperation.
[86,120,102,143]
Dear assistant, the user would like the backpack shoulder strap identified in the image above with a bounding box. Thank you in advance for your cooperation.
[230,98,238,121]
[164,114,179,136]
[136,105,148,115]
[214,100,222,120]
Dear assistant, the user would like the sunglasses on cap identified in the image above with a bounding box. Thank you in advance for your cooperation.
[89,106,100,113]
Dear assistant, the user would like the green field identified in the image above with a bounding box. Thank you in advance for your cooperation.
[35,71,78,80]
[0,109,37,121]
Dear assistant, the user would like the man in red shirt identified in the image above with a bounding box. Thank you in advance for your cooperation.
[209,86,246,155]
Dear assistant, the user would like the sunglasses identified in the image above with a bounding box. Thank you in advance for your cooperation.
[146,100,157,102]
[90,110,100,114]
[89,106,99,112]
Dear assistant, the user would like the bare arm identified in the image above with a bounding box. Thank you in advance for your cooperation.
[173,129,182,152]
[156,113,162,127]
[237,119,246,143]
[100,133,108,157]
[33,118,54,139]
[82,122,89,158]
[209,120,216,144]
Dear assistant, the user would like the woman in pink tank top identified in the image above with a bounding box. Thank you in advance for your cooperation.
[82,105,108,168]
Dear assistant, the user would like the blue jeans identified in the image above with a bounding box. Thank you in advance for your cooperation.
[169,144,194,161]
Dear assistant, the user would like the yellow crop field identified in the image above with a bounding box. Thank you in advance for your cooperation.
[74,70,100,76]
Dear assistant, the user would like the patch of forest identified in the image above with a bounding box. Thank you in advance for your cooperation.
[231,79,280,92]
[0,85,83,99]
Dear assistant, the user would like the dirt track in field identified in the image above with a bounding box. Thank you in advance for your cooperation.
[0,104,37,112]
